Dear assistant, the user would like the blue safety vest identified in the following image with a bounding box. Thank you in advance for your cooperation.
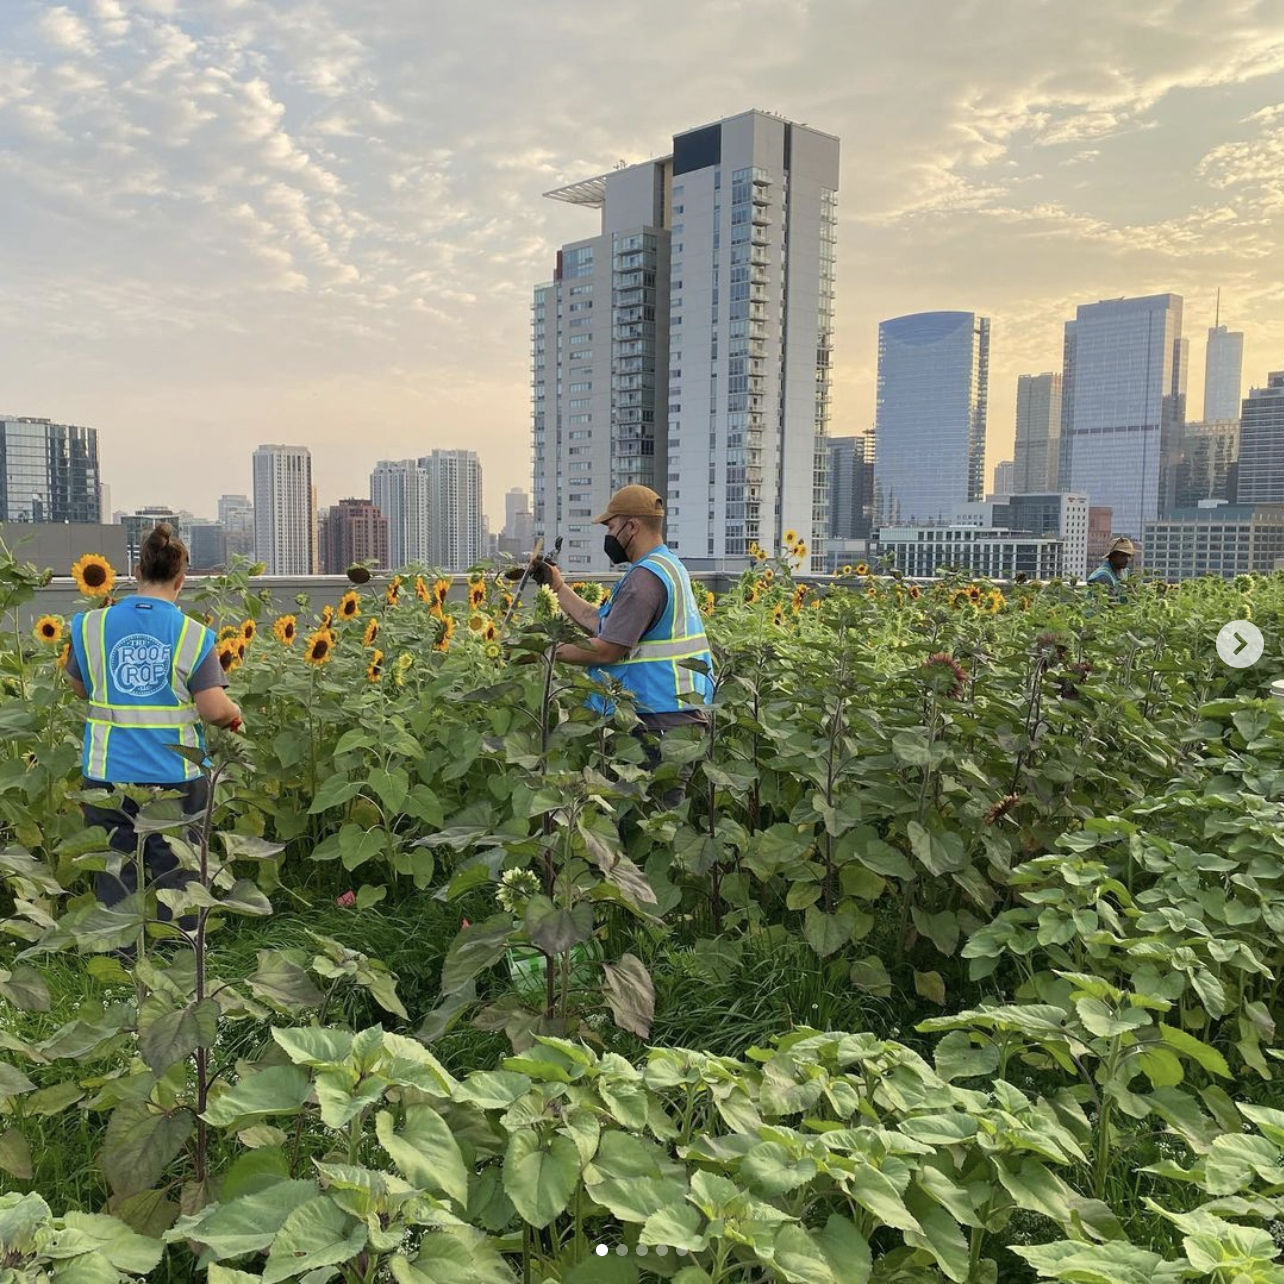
[69,598,216,783]
[587,546,714,716]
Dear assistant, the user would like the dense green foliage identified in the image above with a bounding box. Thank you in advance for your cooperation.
[4,541,1284,1282]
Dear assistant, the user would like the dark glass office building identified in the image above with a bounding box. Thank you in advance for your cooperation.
[0,417,102,524]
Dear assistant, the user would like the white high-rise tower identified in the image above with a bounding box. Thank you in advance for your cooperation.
[252,445,314,575]
[533,109,839,572]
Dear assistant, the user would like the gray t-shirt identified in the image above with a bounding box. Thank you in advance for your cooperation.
[66,635,228,694]
[597,566,707,729]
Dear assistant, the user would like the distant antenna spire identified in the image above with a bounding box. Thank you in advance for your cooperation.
[1215,287,1221,329]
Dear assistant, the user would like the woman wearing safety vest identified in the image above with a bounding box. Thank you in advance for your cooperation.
[65,523,242,912]
[524,485,714,802]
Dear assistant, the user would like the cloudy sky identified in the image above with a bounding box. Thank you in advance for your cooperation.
[2,0,1283,524]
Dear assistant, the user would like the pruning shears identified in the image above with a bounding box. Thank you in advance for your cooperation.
[502,536,562,630]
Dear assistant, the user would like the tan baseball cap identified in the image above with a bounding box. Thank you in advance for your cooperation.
[592,485,665,525]
[1110,537,1139,555]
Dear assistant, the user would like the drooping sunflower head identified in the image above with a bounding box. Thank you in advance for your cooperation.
[71,554,116,598]
[34,615,63,644]
[346,564,372,585]
[304,629,333,665]
[273,615,297,645]
[339,590,361,620]
[433,614,457,653]
[394,650,414,686]
[362,618,379,647]
[366,649,384,683]
[240,618,257,642]
[923,652,967,700]
[908,583,922,599]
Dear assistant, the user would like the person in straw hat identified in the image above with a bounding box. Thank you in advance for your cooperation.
[1086,536,1137,601]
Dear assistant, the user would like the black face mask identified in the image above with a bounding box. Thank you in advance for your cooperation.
[603,525,632,565]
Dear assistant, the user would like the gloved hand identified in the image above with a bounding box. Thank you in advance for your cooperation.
[503,556,558,587]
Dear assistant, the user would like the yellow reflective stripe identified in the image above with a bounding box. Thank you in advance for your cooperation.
[97,608,109,691]
[88,721,110,779]
[171,617,191,693]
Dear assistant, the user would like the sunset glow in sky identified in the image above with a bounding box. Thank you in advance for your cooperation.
[2,0,1282,521]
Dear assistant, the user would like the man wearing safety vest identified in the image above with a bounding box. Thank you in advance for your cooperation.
[1086,536,1137,603]
[531,485,713,791]
[65,524,242,913]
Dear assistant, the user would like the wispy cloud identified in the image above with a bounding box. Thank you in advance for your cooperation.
[0,0,1281,515]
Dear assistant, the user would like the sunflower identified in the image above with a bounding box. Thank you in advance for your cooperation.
[948,589,968,610]
[840,565,853,576]
[482,620,498,643]
[484,641,502,662]
[923,652,967,700]
[468,613,486,632]
[966,585,982,605]
[346,564,372,585]
[754,548,766,562]
[385,576,403,606]
[783,528,798,546]
[303,629,334,665]
[366,648,384,683]
[502,592,515,611]
[792,585,808,610]
[414,575,430,603]
[71,554,116,597]
[771,604,785,627]
[236,639,247,663]
[908,583,921,599]
[534,585,561,621]
[34,615,63,644]
[468,582,486,610]
[218,624,240,642]
[57,642,70,670]
[746,584,760,605]
[762,568,774,583]
[985,589,1005,615]
[855,562,870,576]
[701,589,716,616]
[273,615,297,645]
[217,638,241,673]
[320,604,335,628]
[433,578,451,607]
[794,542,809,560]
[362,618,379,647]
[394,651,414,686]
[338,591,361,620]
[240,618,257,642]
[433,615,456,653]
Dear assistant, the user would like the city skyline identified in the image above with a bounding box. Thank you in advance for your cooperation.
[1,3,1282,522]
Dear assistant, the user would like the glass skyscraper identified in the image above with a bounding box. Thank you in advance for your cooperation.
[1237,369,1284,504]
[0,416,102,524]
[872,312,990,527]
[1060,294,1187,538]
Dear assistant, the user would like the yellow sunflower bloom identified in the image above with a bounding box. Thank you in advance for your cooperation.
[771,604,785,626]
[217,624,239,642]
[414,575,430,602]
[71,554,116,598]
[216,638,241,673]
[273,615,297,645]
[362,618,379,647]
[482,620,498,643]
[468,613,486,632]
[966,586,982,604]
[783,528,798,546]
[468,582,486,610]
[338,591,361,620]
[57,642,70,670]
[366,648,384,682]
[434,615,456,653]
[320,604,335,628]
[986,589,1006,615]
[303,629,334,665]
[855,562,870,576]
[34,615,63,644]
[433,578,451,606]
[385,576,403,606]
[240,618,257,642]
[840,564,853,576]
[795,542,809,560]
[908,583,922,599]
